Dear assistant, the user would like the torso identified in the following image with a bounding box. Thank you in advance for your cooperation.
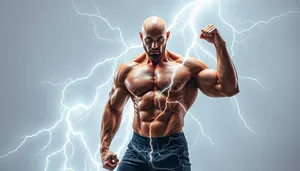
[124,51,199,137]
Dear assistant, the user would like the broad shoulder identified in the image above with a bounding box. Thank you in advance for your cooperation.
[168,50,208,73]
[175,56,208,74]
[114,62,138,86]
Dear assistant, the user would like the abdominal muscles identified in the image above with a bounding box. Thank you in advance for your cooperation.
[132,90,186,137]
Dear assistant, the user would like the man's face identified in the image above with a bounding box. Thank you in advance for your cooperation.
[140,31,170,62]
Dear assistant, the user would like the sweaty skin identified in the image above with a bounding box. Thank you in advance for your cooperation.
[100,16,239,170]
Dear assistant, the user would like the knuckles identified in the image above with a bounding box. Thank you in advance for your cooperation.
[201,24,218,34]
[101,152,119,170]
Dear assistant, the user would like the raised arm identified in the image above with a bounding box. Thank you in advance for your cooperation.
[100,63,131,170]
[189,24,239,97]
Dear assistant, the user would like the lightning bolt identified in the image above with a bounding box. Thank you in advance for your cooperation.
[1,0,299,171]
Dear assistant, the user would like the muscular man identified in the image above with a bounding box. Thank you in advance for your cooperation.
[100,16,239,171]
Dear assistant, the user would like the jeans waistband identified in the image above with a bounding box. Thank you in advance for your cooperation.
[131,131,187,147]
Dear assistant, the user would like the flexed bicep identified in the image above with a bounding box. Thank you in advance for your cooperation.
[195,68,226,97]
[186,56,238,98]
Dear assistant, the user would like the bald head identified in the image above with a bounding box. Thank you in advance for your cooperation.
[141,16,167,35]
[140,16,170,65]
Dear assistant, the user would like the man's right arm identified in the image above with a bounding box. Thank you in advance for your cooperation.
[100,64,131,153]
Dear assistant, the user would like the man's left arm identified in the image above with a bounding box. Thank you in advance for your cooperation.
[192,24,239,97]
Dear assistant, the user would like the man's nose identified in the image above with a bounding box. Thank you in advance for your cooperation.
[151,41,158,49]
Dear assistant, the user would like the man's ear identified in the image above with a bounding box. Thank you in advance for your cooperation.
[166,31,170,40]
[139,32,143,41]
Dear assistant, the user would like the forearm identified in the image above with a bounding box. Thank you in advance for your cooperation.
[100,103,122,153]
[215,41,239,94]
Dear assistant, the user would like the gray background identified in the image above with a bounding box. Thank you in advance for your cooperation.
[0,0,300,171]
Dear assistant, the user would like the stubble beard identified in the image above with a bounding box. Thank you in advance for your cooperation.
[143,44,167,64]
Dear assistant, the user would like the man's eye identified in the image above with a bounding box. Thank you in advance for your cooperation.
[158,38,164,42]
[145,38,152,43]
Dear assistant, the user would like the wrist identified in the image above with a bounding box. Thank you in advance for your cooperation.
[100,146,109,153]
[214,40,226,50]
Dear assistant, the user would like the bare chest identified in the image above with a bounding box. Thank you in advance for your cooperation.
[124,63,191,96]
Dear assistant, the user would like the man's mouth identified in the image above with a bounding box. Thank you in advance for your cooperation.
[149,51,160,54]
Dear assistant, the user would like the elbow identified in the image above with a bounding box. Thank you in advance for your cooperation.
[223,85,240,97]
[107,102,123,115]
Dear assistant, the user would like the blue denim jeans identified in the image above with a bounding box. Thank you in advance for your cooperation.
[117,131,191,171]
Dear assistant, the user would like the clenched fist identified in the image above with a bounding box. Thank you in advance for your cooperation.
[200,24,225,47]
[101,148,119,170]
